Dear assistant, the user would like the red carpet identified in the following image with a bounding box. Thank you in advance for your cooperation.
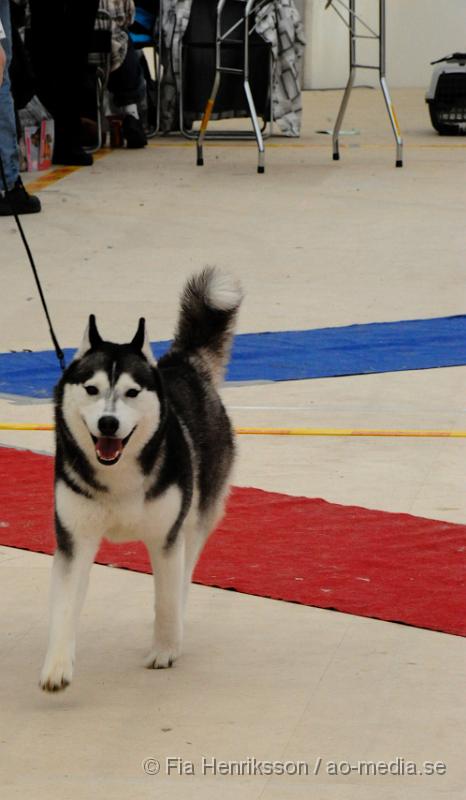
[1,447,465,636]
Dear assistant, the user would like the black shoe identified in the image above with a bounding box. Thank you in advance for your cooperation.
[52,147,94,166]
[0,178,41,216]
[122,114,147,149]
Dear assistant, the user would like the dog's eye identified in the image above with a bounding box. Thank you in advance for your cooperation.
[125,388,140,398]
[85,385,99,396]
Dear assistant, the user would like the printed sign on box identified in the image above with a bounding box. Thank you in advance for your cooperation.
[40,119,54,170]
[24,125,40,171]
[19,96,55,173]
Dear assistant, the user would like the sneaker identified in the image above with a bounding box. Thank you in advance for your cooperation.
[0,177,41,216]
[52,147,94,166]
[122,114,147,149]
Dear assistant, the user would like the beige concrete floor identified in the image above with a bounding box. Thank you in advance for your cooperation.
[1,89,465,798]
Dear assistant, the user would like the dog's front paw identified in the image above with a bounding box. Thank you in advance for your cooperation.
[144,646,179,670]
[40,653,73,692]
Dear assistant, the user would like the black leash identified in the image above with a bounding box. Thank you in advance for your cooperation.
[0,153,66,372]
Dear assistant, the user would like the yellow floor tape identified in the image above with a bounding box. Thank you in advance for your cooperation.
[235,427,466,438]
[1,423,466,438]
[24,149,111,194]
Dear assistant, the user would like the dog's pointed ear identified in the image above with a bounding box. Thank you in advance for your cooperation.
[73,314,102,360]
[131,317,156,365]
[88,314,102,348]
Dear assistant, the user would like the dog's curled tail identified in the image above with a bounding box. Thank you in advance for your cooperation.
[173,267,243,385]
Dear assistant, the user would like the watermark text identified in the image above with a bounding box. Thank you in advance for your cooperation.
[142,756,447,778]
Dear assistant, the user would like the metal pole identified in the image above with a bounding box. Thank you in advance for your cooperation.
[196,0,227,165]
[378,0,403,166]
[332,0,356,160]
[244,0,265,172]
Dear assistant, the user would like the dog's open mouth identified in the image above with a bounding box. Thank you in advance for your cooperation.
[91,430,134,465]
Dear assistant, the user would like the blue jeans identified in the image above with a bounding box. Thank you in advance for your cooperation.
[0,0,20,191]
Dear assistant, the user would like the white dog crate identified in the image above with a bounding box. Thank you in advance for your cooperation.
[426,54,466,135]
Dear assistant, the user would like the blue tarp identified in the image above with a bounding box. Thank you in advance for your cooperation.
[1,315,466,399]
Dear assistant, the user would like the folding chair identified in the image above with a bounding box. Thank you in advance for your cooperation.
[178,0,274,172]
[325,0,403,167]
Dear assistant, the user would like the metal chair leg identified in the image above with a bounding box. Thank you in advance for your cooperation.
[332,67,356,161]
[244,79,265,173]
[196,71,221,166]
[380,75,403,167]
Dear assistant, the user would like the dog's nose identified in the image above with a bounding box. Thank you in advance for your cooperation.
[98,415,119,436]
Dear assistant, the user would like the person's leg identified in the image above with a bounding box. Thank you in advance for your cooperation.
[108,38,145,109]
[108,38,147,148]
[0,0,21,190]
[60,0,99,146]
[28,0,98,165]
[0,0,40,215]
[26,0,63,126]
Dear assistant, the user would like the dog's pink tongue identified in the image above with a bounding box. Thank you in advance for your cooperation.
[96,437,123,462]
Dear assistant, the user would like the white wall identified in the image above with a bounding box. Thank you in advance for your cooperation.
[302,0,466,89]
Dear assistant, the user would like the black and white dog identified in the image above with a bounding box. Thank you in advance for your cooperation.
[40,268,243,692]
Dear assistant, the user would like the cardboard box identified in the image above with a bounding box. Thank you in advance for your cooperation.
[22,118,54,172]
[24,125,40,171]
[39,119,54,170]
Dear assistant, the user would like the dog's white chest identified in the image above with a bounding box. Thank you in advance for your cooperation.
[56,479,183,546]
[103,481,183,544]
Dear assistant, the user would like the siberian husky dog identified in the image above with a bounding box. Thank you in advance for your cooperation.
[40,268,243,692]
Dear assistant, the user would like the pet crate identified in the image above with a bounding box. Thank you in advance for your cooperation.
[426,54,466,135]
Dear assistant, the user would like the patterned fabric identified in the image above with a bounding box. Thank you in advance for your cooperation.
[256,0,305,136]
[94,0,135,71]
[160,0,305,136]
[159,0,190,131]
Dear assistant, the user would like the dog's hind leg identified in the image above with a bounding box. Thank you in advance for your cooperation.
[182,525,207,609]
[182,497,230,607]
[144,536,185,669]
[40,532,100,692]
